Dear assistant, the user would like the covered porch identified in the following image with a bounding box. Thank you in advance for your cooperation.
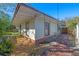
[12,4,38,40]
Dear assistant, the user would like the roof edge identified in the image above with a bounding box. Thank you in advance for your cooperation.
[12,3,20,24]
[20,3,58,21]
[12,3,59,24]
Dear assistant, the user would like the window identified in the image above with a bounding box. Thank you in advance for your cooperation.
[44,22,50,36]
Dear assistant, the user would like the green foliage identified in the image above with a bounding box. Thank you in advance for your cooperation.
[6,25,16,32]
[63,17,79,37]
[0,4,16,56]
[0,11,10,36]
[3,32,20,36]
[65,17,79,29]
[0,39,15,56]
[0,11,17,36]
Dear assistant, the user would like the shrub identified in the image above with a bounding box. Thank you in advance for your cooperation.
[0,39,15,56]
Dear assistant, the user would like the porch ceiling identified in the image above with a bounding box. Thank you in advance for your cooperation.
[13,5,38,26]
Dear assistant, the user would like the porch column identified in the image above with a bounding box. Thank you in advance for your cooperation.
[20,24,21,35]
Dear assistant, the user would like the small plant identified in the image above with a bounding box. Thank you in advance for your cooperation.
[0,39,15,56]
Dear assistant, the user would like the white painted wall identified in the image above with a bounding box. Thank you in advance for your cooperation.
[35,14,45,39]
[45,16,58,35]
[50,23,58,35]
[35,14,58,40]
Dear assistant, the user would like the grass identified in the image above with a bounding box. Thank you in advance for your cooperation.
[3,32,20,36]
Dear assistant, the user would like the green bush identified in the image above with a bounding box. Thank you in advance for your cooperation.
[0,39,15,56]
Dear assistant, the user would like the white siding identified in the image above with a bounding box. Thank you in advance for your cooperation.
[35,14,58,40]
[50,23,58,35]
[45,16,58,35]
[35,14,45,39]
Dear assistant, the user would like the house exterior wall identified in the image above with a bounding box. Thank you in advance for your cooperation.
[50,23,58,35]
[35,14,45,39]
[16,14,58,40]
[45,16,58,35]
[35,14,58,40]
[13,4,59,40]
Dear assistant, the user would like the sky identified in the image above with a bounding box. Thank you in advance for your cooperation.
[30,3,79,20]
[0,3,79,20]
[0,4,17,19]
[58,3,79,20]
